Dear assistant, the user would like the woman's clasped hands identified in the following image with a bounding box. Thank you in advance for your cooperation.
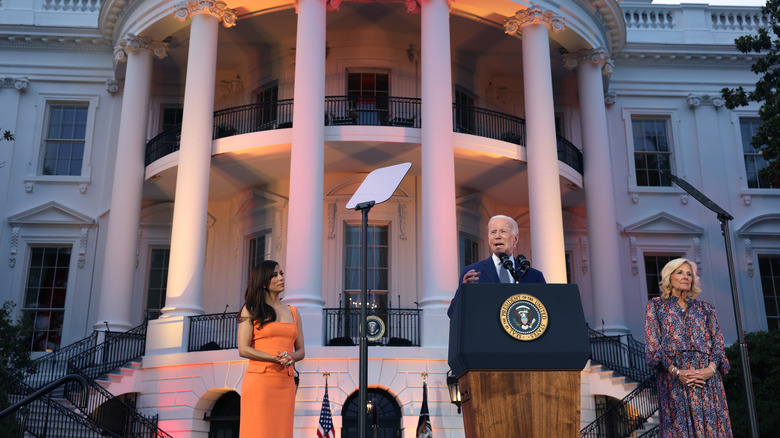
[678,366,715,389]
[277,351,294,368]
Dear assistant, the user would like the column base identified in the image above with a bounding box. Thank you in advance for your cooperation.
[145,316,190,356]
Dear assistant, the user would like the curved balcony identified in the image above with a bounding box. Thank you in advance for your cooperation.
[144,96,583,174]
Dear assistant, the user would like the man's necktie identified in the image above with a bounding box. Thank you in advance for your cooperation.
[500,264,512,283]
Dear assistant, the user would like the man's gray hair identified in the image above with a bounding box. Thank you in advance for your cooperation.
[488,215,518,235]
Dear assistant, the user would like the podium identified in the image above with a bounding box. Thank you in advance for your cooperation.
[448,283,590,438]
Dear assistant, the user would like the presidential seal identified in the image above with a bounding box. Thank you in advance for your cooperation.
[499,294,548,341]
[365,315,386,342]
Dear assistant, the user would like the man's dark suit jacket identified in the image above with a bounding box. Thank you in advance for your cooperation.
[447,255,546,318]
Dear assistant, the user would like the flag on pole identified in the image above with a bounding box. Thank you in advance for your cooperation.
[416,381,433,438]
[317,379,335,438]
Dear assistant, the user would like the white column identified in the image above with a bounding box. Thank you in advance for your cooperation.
[420,0,458,348]
[506,6,567,283]
[95,35,167,332]
[564,48,628,334]
[162,3,236,318]
[283,0,327,346]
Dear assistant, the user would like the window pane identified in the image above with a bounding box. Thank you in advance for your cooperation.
[644,255,681,300]
[758,255,780,330]
[740,117,773,188]
[632,117,672,187]
[43,104,88,176]
[23,247,71,351]
[146,248,170,320]
[344,225,389,300]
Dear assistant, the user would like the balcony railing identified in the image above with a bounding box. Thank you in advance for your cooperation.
[188,312,240,352]
[145,96,583,174]
[588,326,650,383]
[323,308,421,347]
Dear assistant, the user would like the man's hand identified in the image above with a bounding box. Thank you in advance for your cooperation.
[462,269,480,284]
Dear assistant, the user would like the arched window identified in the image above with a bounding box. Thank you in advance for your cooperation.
[341,388,402,438]
[206,391,240,438]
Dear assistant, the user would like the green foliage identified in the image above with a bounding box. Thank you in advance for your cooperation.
[1,129,13,141]
[0,301,35,436]
[722,0,780,187]
[722,330,780,437]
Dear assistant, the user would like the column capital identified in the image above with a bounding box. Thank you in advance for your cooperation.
[504,4,565,36]
[686,93,724,109]
[174,0,237,27]
[294,0,342,13]
[1,76,29,91]
[114,34,169,62]
[562,47,614,76]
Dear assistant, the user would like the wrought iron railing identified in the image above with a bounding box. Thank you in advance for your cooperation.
[638,425,660,437]
[64,366,171,438]
[68,321,147,381]
[188,311,240,352]
[24,330,98,390]
[323,308,421,346]
[1,368,114,438]
[580,376,658,438]
[588,326,650,383]
[144,97,584,174]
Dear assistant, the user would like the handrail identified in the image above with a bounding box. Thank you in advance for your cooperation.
[145,97,584,174]
[68,320,147,380]
[588,326,650,383]
[0,367,115,437]
[0,373,88,420]
[580,376,658,438]
[323,308,421,346]
[25,331,98,389]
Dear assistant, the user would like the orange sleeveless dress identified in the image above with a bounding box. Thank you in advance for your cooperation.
[239,306,298,438]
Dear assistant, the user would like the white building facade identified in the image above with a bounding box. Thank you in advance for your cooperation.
[0,0,776,436]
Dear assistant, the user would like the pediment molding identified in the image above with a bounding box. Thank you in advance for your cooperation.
[736,214,780,237]
[622,211,703,235]
[8,201,94,226]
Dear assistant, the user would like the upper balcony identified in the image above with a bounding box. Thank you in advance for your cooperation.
[145,95,583,175]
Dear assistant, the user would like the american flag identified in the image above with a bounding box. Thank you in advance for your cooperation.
[416,381,433,438]
[317,382,335,438]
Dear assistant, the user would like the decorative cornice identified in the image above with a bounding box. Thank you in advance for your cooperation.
[0,77,28,91]
[0,31,110,52]
[744,238,754,277]
[614,46,757,70]
[504,4,565,36]
[106,79,120,94]
[562,47,614,76]
[114,34,169,62]
[174,0,237,28]
[605,92,617,105]
[79,226,89,268]
[8,226,20,268]
[686,93,724,108]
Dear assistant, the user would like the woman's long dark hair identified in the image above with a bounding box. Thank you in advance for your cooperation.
[240,260,280,327]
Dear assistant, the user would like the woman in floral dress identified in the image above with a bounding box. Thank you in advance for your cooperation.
[645,258,733,437]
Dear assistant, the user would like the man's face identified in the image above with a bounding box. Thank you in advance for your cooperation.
[488,218,518,256]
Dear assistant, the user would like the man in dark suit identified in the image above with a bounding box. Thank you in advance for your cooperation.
[447,214,546,318]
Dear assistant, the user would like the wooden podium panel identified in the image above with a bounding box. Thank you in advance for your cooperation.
[459,370,580,438]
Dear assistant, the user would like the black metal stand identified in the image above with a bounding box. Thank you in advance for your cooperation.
[355,200,375,438]
[666,172,759,438]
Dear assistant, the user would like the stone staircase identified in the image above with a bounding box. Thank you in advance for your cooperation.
[93,361,143,395]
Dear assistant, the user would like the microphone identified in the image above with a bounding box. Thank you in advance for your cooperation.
[498,253,514,271]
[516,254,531,272]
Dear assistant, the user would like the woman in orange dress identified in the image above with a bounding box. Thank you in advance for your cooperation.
[238,260,305,438]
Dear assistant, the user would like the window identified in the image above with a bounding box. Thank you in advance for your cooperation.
[644,254,681,300]
[146,248,170,320]
[247,233,270,281]
[344,224,389,310]
[458,233,479,270]
[455,88,475,134]
[42,104,88,176]
[758,255,780,330]
[256,84,279,129]
[23,247,71,351]
[740,117,774,189]
[632,117,672,187]
[347,70,389,125]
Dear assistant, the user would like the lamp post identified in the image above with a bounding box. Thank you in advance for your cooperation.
[446,370,462,414]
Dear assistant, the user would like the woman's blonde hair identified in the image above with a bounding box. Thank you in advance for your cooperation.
[658,258,701,299]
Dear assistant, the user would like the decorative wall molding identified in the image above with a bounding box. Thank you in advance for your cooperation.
[399,203,408,240]
[742,194,752,206]
[680,194,688,205]
[629,235,638,275]
[79,226,89,268]
[105,79,120,94]
[25,182,34,193]
[9,226,20,268]
[504,4,565,36]
[605,92,617,106]
[327,202,337,239]
[692,236,702,275]
[580,234,589,275]
[0,77,29,91]
[174,0,237,27]
[744,238,754,277]
[114,34,169,62]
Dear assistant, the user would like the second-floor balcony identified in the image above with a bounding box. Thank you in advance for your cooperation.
[145,95,583,174]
